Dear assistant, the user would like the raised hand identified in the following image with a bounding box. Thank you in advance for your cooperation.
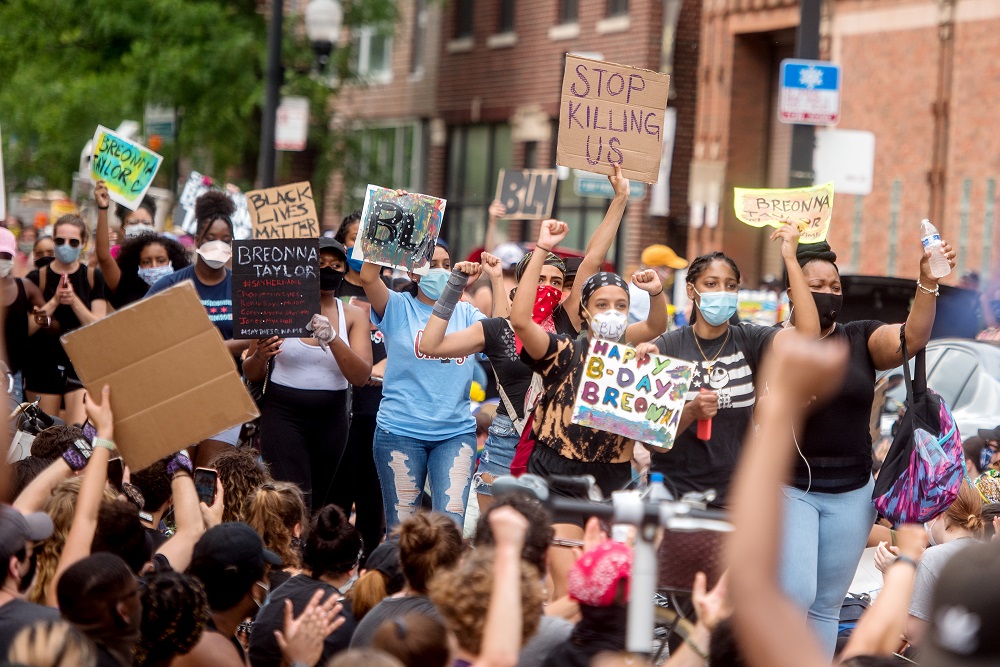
[453,261,483,280]
[608,163,630,200]
[919,239,957,284]
[488,505,529,552]
[488,200,507,220]
[481,252,502,280]
[536,219,569,252]
[94,180,111,209]
[84,385,114,439]
[631,269,663,295]
[274,590,345,667]
[770,222,801,262]
[692,571,731,632]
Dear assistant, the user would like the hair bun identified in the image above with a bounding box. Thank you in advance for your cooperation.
[194,190,236,223]
[796,241,837,268]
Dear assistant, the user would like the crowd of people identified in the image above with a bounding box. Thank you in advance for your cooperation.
[0,164,998,667]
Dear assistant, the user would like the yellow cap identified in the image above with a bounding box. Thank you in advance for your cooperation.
[641,244,688,270]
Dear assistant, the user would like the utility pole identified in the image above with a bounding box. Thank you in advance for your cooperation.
[789,0,822,188]
[257,0,284,188]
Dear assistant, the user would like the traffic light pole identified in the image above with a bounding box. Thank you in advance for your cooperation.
[789,0,822,188]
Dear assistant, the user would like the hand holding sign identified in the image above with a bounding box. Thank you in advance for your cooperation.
[769,222,801,261]
[352,185,446,276]
[94,180,111,210]
[733,182,834,244]
[90,126,163,211]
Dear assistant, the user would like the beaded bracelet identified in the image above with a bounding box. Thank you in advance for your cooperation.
[916,279,940,296]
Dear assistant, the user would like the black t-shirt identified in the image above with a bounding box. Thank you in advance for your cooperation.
[337,280,388,416]
[652,323,776,505]
[481,317,533,420]
[250,575,357,667]
[26,265,107,371]
[554,304,577,337]
[789,319,883,492]
[4,279,31,373]
[349,594,439,648]
[0,599,60,657]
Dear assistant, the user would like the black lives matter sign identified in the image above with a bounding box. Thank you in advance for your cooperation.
[494,169,557,219]
[232,239,320,339]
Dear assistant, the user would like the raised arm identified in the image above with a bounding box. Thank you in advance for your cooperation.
[13,457,73,514]
[511,220,568,360]
[485,201,506,253]
[155,450,205,572]
[360,260,390,319]
[93,181,121,291]
[867,240,956,371]
[562,165,629,331]
[773,223,820,346]
[623,269,667,344]
[482,252,510,318]
[728,334,849,667]
[473,507,529,667]
[420,262,488,359]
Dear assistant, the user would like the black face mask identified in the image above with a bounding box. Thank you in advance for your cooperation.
[811,291,843,330]
[320,266,346,292]
[34,256,54,270]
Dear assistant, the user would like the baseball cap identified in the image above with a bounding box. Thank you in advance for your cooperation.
[0,504,54,562]
[191,522,282,575]
[641,244,688,270]
[921,540,1000,666]
[365,538,405,595]
[568,541,632,607]
[978,427,1000,442]
[493,242,526,271]
[0,228,16,257]
[319,237,348,261]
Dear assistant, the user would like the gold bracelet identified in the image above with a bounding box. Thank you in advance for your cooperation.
[916,279,940,296]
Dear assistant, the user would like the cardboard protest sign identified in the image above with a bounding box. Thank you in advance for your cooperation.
[232,239,321,339]
[247,181,319,240]
[733,182,835,244]
[494,169,558,219]
[351,185,446,276]
[61,283,259,471]
[557,55,671,184]
[572,340,695,448]
[90,125,163,211]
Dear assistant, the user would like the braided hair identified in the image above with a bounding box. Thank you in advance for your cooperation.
[135,570,210,667]
[685,252,741,325]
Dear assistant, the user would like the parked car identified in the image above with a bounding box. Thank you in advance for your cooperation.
[874,338,1000,442]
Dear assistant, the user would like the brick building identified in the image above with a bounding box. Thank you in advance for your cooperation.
[328,0,704,272]
[690,0,999,286]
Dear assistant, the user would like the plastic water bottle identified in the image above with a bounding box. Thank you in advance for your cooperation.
[644,472,674,503]
[920,219,951,279]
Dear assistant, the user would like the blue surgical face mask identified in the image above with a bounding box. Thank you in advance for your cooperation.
[138,263,174,287]
[694,288,738,326]
[418,268,451,301]
[55,244,81,265]
[346,247,364,274]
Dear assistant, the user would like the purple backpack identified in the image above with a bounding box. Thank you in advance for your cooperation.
[872,327,963,525]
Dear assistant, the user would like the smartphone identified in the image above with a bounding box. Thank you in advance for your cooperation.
[81,421,97,444]
[194,468,218,506]
[107,458,125,492]
[33,312,51,327]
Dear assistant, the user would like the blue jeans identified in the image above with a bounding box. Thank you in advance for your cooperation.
[373,426,477,531]
[778,476,876,659]
[474,413,519,497]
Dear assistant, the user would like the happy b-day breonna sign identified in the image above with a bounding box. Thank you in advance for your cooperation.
[733,182,835,244]
[351,185,446,276]
[557,55,671,184]
[90,126,163,211]
[572,340,695,449]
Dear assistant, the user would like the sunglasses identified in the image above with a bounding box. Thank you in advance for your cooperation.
[54,237,81,248]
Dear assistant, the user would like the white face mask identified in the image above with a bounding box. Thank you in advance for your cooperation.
[197,240,232,270]
[588,309,629,342]
[0,259,13,278]
[124,223,156,238]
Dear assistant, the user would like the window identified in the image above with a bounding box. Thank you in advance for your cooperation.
[456,0,475,38]
[498,0,515,33]
[411,0,427,74]
[344,123,424,211]
[607,0,628,17]
[350,27,393,82]
[553,167,626,266]
[445,124,512,259]
[927,349,978,408]
[559,0,579,23]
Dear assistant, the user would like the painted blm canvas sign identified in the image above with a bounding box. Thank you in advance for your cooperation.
[350,185,446,276]
[572,340,695,449]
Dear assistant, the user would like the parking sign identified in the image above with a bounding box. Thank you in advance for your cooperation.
[779,59,841,125]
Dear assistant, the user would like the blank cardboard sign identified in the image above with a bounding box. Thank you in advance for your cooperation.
[62,282,259,471]
[557,55,670,184]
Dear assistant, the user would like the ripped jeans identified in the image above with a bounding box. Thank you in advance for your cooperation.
[475,413,519,498]
[373,426,477,532]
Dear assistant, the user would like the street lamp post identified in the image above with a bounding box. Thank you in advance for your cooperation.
[257,0,343,188]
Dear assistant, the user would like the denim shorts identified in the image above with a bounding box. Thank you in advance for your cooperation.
[475,413,520,497]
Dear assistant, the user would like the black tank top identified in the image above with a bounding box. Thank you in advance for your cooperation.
[4,279,29,373]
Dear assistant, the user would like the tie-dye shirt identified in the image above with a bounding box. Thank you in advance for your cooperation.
[146,265,233,340]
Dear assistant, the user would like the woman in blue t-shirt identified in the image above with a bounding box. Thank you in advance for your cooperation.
[359,240,486,530]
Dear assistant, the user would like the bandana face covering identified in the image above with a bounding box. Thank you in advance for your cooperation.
[515,285,563,354]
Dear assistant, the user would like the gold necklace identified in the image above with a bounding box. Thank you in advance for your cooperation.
[693,327,731,374]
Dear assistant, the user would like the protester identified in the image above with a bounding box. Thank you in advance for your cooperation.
[628,243,689,328]
[106,232,190,309]
[25,214,108,424]
[246,237,372,510]
[7,619,97,667]
[57,553,142,667]
[962,435,989,479]
[328,649,405,667]
[212,447,270,524]
[13,224,37,278]
[359,238,485,529]
[0,505,58,657]
[250,504,362,667]
[31,235,55,271]
[244,481,308,590]
[510,219,667,598]
[135,570,210,667]
[778,239,955,656]
[349,539,405,621]
[146,190,247,466]
[370,612,449,667]
[350,512,462,647]
[1,226,45,404]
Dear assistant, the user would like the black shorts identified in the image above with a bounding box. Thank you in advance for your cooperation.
[527,445,632,527]
[24,360,80,396]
